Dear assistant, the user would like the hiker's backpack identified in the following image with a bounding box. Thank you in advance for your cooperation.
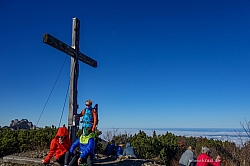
[81,104,99,128]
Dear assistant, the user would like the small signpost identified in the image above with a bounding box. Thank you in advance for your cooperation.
[43,18,97,143]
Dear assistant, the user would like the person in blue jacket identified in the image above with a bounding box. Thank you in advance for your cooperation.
[69,127,95,166]
[116,142,125,157]
[123,142,137,158]
[104,140,116,156]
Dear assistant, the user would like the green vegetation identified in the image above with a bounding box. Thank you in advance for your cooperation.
[108,129,250,166]
[0,126,57,157]
[0,127,249,166]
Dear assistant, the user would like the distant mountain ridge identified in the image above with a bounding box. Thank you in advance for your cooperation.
[2,119,34,130]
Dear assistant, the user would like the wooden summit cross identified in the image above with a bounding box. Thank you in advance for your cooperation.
[43,18,97,143]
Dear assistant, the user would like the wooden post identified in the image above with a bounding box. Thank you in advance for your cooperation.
[68,18,80,143]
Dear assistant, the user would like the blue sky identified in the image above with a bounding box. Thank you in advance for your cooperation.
[1,0,250,129]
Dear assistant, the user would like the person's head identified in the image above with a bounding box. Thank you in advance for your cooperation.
[82,127,92,136]
[201,147,211,155]
[188,146,195,152]
[85,99,93,108]
[56,126,69,141]
[125,142,131,148]
[119,142,125,147]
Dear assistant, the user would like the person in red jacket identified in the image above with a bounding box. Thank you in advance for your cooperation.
[42,126,71,166]
[196,147,221,166]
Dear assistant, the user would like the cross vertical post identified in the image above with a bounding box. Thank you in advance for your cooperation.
[68,18,80,143]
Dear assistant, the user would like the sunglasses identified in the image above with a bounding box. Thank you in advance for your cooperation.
[58,136,65,139]
[85,104,90,106]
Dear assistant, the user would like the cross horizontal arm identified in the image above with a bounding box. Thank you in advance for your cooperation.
[43,34,97,68]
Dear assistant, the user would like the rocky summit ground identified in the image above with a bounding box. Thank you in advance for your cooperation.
[0,150,163,166]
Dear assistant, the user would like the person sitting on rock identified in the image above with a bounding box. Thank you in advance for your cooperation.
[123,142,137,158]
[116,142,125,157]
[179,145,196,166]
[104,140,116,156]
[69,127,95,166]
[42,126,71,166]
[196,147,221,166]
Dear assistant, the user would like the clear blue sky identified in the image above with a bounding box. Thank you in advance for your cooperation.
[1,0,250,129]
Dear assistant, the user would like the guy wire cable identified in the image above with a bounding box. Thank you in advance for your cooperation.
[58,78,70,127]
[36,55,68,127]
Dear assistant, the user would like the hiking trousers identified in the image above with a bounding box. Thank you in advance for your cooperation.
[57,151,70,166]
[69,153,92,166]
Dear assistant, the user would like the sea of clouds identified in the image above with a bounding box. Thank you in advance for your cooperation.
[99,128,249,146]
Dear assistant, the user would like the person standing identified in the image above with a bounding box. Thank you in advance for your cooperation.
[42,126,71,166]
[78,99,97,132]
[179,146,196,166]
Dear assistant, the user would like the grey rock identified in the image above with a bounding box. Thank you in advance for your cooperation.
[9,119,34,130]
